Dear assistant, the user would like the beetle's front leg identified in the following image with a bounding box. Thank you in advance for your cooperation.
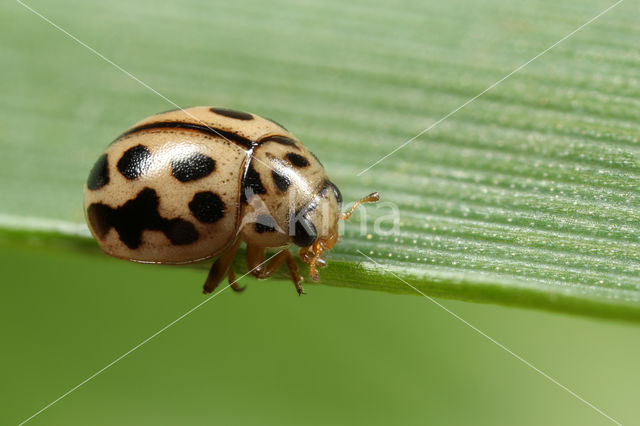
[246,244,303,295]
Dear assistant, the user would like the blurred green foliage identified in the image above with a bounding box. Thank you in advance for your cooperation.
[2,243,640,425]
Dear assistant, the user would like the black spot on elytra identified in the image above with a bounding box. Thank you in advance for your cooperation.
[271,169,290,192]
[210,107,253,120]
[117,145,152,179]
[164,219,200,245]
[241,162,266,203]
[87,153,109,190]
[189,191,225,223]
[259,135,298,148]
[286,152,310,168]
[171,152,215,182]
[266,118,288,131]
[87,187,198,249]
[86,203,113,239]
[255,214,277,233]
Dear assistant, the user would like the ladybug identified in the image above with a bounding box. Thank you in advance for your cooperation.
[84,106,378,295]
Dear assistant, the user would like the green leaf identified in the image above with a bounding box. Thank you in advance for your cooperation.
[2,0,640,322]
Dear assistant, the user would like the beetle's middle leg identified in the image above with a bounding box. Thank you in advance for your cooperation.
[228,268,245,292]
[203,240,241,294]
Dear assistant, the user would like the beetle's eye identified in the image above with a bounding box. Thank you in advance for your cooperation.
[292,216,317,247]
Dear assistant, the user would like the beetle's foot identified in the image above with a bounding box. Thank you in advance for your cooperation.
[230,282,246,293]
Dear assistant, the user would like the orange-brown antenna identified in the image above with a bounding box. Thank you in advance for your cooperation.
[341,192,380,221]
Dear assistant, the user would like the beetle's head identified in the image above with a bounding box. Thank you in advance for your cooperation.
[294,183,379,281]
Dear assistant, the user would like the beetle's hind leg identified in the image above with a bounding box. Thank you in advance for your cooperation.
[203,240,242,294]
[246,244,303,295]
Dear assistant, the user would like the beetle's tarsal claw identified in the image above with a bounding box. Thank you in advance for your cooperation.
[307,241,324,282]
[309,261,319,281]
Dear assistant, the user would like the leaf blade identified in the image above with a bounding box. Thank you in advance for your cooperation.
[2,0,640,321]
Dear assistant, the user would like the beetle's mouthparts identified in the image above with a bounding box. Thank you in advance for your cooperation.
[300,233,337,282]
[298,192,380,283]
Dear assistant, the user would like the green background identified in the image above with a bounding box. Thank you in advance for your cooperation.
[2,0,640,424]
[3,242,640,425]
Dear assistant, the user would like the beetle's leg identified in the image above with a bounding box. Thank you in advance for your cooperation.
[246,244,303,295]
[228,268,245,293]
[203,240,241,294]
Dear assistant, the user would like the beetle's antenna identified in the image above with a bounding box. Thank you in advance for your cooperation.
[341,192,380,221]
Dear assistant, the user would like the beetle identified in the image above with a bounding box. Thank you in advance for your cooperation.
[84,106,378,295]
